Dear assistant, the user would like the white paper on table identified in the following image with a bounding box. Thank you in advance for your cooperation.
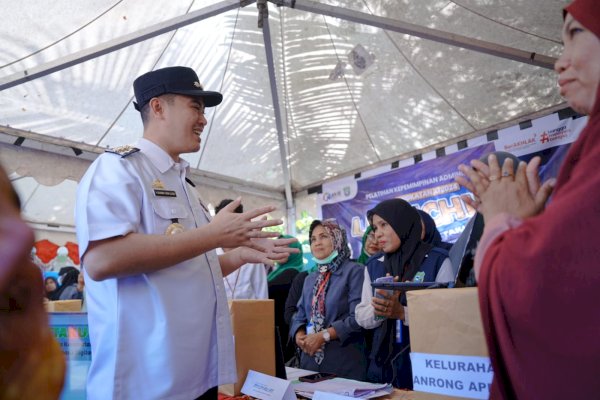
[295,389,394,400]
[291,377,392,398]
[313,390,355,400]
[241,370,296,400]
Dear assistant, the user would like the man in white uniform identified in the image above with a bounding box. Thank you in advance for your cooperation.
[76,66,295,400]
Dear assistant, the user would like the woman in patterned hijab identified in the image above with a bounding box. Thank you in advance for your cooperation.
[289,219,368,380]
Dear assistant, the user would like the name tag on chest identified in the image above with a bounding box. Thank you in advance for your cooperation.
[153,189,177,197]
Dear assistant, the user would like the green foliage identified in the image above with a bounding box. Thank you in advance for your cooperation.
[295,210,315,271]
[295,210,314,235]
[263,224,285,235]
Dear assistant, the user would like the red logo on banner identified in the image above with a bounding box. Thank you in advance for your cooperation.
[539,125,571,145]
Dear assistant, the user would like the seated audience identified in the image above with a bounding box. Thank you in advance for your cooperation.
[44,276,60,301]
[357,226,382,265]
[56,266,82,301]
[290,219,367,380]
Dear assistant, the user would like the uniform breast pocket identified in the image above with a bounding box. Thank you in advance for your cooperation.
[150,198,190,234]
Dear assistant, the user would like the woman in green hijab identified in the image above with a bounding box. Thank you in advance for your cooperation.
[268,235,305,361]
[267,235,304,283]
[357,226,382,265]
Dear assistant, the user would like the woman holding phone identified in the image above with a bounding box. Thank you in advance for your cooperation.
[355,199,453,388]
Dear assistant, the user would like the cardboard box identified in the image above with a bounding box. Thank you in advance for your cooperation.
[407,288,492,400]
[219,299,275,396]
[46,300,82,312]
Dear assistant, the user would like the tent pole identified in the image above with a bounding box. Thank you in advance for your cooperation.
[259,0,296,235]
[0,0,257,91]
[273,0,557,70]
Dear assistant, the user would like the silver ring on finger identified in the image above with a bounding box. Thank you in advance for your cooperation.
[489,175,499,181]
[502,171,513,178]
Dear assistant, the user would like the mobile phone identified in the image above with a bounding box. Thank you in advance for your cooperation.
[298,372,337,383]
[374,275,394,292]
[374,276,394,320]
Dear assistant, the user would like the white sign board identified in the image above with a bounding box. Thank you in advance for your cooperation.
[241,370,296,400]
[410,352,493,399]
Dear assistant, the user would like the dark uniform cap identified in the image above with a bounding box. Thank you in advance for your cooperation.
[132,66,223,111]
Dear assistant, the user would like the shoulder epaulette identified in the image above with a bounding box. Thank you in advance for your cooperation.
[105,145,140,158]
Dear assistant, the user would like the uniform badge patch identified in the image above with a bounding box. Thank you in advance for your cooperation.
[153,189,177,197]
[152,179,165,190]
[413,271,426,283]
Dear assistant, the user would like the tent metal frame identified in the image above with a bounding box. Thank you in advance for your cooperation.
[0,125,285,201]
[0,0,562,230]
[0,0,557,92]
[259,0,297,228]
[0,0,257,90]
[275,0,557,70]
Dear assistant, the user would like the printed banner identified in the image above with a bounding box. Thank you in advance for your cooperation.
[49,313,90,400]
[319,111,586,259]
[495,113,587,157]
[322,143,494,257]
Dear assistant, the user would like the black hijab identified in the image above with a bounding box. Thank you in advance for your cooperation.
[44,276,60,301]
[54,267,80,299]
[367,199,432,281]
[417,209,443,246]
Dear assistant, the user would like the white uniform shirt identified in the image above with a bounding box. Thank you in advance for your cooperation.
[76,138,236,400]
[217,248,268,300]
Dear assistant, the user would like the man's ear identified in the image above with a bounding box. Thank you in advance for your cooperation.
[148,97,164,118]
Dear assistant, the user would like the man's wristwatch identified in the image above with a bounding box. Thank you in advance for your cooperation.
[322,330,331,342]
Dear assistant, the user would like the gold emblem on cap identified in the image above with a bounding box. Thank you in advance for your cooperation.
[165,222,185,235]
[193,81,203,89]
[152,179,165,189]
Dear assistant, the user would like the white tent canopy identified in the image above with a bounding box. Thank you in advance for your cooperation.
[0,0,568,232]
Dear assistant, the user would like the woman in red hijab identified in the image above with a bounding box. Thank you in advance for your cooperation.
[456,0,600,398]
[0,163,65,399]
